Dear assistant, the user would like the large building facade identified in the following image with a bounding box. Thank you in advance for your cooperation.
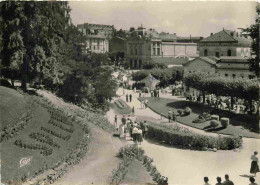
[198,29,251,58]
[77,23,114,53]
[125,26,203,68]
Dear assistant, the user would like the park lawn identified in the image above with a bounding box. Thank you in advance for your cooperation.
[0,86,29,127]
[138,97,260,139]
[1,104,85,182]
[111,99,131,115]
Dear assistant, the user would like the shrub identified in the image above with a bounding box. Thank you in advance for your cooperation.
[146,122,242,150]
[210,120,220,128]
[183,107,191,116]
[220,117,229,128]
[177,109,183,116]
[211,115,219,121]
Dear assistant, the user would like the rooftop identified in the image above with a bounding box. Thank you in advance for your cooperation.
[200,29,252,45]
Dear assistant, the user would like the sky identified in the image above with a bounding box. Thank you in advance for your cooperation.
[69,1,257,37]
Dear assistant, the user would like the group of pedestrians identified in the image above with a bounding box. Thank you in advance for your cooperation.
[203,174,234,185]
[167,109,177,123]
[126,93,132,102]
[140,99,148,109]
[115,114,148,145]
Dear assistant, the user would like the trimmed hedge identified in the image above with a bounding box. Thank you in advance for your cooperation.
[220,117,229,128]
[210,120,220,128]
[146,122,242,150]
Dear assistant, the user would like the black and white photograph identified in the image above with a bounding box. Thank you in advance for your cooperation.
[0,0,259,185]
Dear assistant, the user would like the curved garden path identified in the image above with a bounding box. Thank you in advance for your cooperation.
[116,87,260,185]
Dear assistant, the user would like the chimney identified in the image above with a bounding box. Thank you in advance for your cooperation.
[230,32,234,37]
[210,33,213,36]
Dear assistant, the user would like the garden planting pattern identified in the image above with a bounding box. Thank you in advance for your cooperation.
[1,93,88,183]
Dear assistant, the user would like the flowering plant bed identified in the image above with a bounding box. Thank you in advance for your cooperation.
[110,145,168,185]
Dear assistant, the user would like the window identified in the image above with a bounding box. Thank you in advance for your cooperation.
[228,49,232,56]
[135,49,138,55]
[232,74,236,78]
[225,74,228,77]
[204,49,208,56]
[130,59,133,67]
[153,48,156,55]
[157,48,160,55]
[215,52,220,58]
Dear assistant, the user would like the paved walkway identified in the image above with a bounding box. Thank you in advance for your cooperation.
[112,87,260,185]
[117,87,220,137]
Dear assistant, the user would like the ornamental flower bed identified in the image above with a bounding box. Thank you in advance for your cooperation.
[48,120,74,133]
[146,122,242,150]
[29,132,60,148]
[40,127,71,141]
[110,145,168,185]
[14,140,53,156]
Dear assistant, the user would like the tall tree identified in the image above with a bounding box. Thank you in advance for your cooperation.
[243,3,260,77]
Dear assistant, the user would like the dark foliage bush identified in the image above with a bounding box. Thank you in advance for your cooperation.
[220,117,229,128]
[210,120,220,128]
[177,109,183,116]
[146,123,242,150]
[183,107,191,116]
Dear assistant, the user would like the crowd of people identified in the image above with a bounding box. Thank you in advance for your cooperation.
[114,114,148,145]
[203,174,258,185]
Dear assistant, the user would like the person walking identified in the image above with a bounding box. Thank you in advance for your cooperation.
[121,116,126,125]
[132,106,135,116]
[126,94,129,102]
[250,151,259,177]
[140,100,144,108]
[114,115,118,130]
[249,177,257,185]
[143,121,148,139]
[215,177,222,185]
[137,128,143,145]
[168,109,172,123]
[129,94,132,102]
[145,99,148,108]
[203,177,211,185]
[132,126,138,143]
[139,92,142,98]
[222,174,234,185]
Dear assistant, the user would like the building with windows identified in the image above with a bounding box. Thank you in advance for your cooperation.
[77,23,114,53]
[125,25,203,68]
[198,29,252,58]
[183,56,252,79]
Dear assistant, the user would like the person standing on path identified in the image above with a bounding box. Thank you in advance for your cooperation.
[168,109,172,123]
[222,174,234,185]
[250,151,259,177]
[139,92,141,98]
[126,94,129,102]
[114,115,118,130]
[132,106,135,116]
[145,99,148,108]
[121,116,126,125]
[129,94,132,102]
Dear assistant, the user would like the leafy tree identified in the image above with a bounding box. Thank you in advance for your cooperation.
[0,1,71,89]
[243,3,260,77]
